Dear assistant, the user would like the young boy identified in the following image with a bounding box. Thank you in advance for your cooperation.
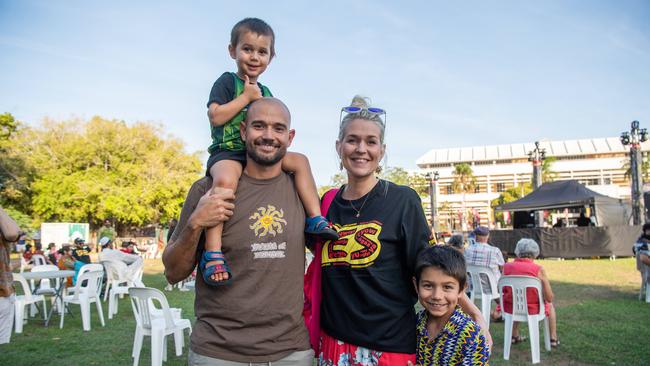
[203,18,337,286]
[411,246,490,365]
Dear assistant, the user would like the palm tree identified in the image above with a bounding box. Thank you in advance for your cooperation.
[541,156,557,183]
[451,163,476,231]
[622,152,650,181]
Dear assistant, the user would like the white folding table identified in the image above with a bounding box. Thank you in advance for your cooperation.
[20,270,76,326]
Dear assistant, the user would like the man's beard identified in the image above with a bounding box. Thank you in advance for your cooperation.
[246,138,286,166]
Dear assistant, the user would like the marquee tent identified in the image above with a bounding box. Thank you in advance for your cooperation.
[495,180,630,226]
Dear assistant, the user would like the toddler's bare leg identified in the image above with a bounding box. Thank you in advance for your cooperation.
[206,160,242,282]
[282,152,320,217]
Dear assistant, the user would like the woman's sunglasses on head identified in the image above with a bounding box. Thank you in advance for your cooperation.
[340,106,387,127]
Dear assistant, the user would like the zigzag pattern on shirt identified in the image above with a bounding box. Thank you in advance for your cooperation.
[415,308,490,365]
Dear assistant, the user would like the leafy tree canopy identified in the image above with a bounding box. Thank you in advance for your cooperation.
[2,116,202,229]
[320,166,429,197]
[0,112,19,146]
[490,182,533,227]
[541,156,557,183]
[451,163,476,194]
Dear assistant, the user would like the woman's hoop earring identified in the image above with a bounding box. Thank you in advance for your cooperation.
[375,165,383,174]
[339,161,344,171]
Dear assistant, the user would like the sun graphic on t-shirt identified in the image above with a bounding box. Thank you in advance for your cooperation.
[249,205,287,237]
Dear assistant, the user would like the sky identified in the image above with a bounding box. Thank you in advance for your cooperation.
[1,0,649,185]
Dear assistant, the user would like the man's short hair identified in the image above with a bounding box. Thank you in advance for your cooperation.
[230,17,276,58]
[447,234,464,249]
[414,245,467,290]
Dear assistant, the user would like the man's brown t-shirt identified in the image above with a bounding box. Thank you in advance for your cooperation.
[174,173,309,362]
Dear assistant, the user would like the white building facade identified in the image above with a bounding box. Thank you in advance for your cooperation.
[416,137,647,230]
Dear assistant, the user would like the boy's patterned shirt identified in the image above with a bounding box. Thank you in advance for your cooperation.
[416,307,490,365]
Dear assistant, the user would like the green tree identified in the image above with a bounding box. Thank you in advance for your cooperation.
[318,172,347,196]
[0,113,34,218]
[320,167,430,197]
[451,163,476,230]
[622,153,650,181]
[0,112,19,146]
[379,166,409,185]
[5,116,202,229]
[490,183,533,227]
[541,156,557,183]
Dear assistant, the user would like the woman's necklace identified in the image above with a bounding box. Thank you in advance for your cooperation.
[346,181,379,218]
[349,192,371,218]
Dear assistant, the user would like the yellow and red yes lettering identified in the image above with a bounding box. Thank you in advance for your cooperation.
[321,221,382,268]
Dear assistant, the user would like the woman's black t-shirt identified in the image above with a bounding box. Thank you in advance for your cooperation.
[320,179,432,353]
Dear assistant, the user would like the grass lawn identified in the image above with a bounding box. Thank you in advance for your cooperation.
[2,258,649,365]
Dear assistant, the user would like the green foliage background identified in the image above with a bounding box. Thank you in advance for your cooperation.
[319,166,429,197]
[0,114,202,232]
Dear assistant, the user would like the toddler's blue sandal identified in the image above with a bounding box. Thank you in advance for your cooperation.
[200,250,232,286]
[305,216,339,241]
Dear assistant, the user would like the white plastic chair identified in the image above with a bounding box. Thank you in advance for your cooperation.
[13,273,47,334]
[144,244,158,259]
[68,263,103,294]
[103,260,143,319]
[19,256,30,272]
[60,268,105,331]
[31,254,48,266]
[635,252,650,302]
[467,264,500,330]
[129,287,192,366]
[498,275,551,364]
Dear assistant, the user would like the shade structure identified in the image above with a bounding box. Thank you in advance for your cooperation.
[495,180,630,226]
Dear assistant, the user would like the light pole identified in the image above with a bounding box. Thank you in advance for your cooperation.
[425,171,439,231]
[621,120,647,225]
[528,141,546,227]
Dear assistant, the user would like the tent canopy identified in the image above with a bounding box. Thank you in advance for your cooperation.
[495,180,630,226]
[496,180,617,211]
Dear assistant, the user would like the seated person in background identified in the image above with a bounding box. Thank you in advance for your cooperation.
[98,237,144,285]
[71,238,92,264]
[503,238,559,347]
[446,234,465,254]
[33,243,46,256]
[71,238,92,285]
[47,243,60,265]
[57,245,77,287]
[464,226,504,320]
[120,240,136,255]
[411,245,490,365]
[32,243,51,264]
[22,243,33,262]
